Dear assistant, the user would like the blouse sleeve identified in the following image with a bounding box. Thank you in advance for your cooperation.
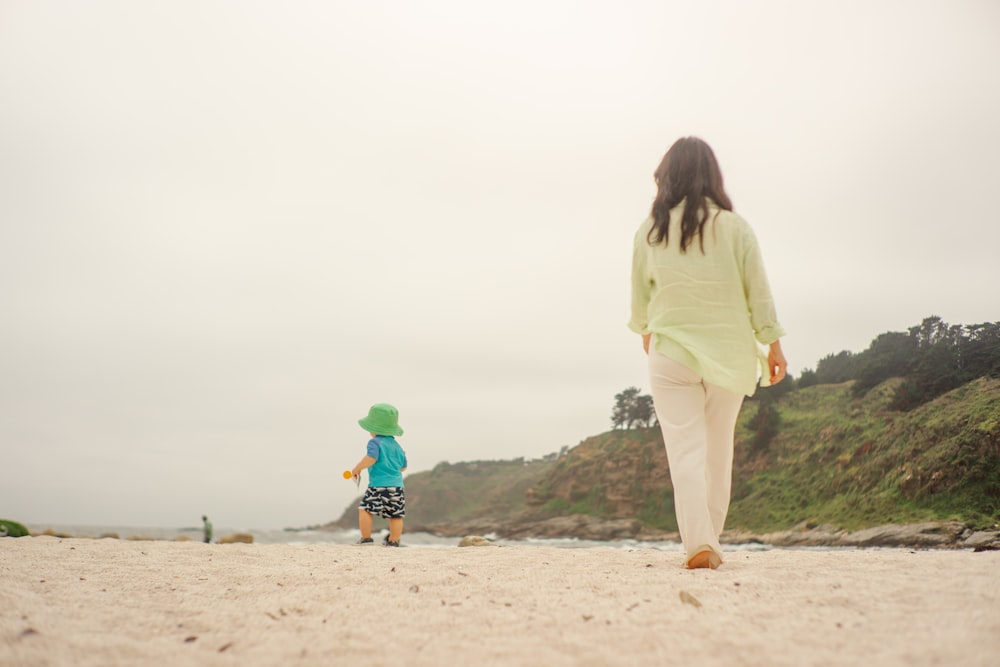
[740,223,786,345]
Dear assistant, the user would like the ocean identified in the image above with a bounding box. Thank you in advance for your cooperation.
[19,523,773,553]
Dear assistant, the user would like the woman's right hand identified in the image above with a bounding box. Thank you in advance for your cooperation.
[642,333,651,355]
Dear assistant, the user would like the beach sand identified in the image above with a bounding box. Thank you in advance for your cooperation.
[2,537,998,667]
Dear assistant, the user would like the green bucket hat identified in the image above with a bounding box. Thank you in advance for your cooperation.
[358,403,404,437]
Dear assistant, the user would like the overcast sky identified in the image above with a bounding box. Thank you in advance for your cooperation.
[2,1,998,531]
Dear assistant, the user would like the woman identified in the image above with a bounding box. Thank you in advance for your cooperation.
[628,137,787,570]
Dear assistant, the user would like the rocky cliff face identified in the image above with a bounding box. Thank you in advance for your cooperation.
[520,428,676,530]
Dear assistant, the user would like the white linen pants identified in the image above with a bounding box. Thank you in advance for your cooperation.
[648,351,744,565]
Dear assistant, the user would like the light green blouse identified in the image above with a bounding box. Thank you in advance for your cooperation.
[628,200,785,396]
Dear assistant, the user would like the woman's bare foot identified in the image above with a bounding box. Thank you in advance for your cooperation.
[686,550,719,569]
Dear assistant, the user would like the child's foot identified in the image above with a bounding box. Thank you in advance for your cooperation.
[356,537,374,546]
[384,540,400,547]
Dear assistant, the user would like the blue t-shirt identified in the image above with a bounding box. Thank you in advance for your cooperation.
[366,435,407,488]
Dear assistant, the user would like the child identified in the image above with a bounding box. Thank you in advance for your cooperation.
[350,403,408,546]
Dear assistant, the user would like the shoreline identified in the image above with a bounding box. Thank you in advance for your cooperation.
[14,517,1000,551]
[3,537,998,667]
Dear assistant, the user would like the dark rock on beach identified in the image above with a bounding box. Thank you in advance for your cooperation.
[732,521,1000,550]
[413,515,1000,550]
[724,520,971,549]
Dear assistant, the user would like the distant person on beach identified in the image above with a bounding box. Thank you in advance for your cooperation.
[628,136,787,570]
[202,515,213,543]
[350,403,408,547]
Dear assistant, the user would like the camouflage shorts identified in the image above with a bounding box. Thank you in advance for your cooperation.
[359,486,406,519]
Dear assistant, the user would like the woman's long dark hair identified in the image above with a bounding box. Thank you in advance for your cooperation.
[647,137,733,253]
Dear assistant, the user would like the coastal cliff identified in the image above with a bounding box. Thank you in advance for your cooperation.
[325,377,1000,549]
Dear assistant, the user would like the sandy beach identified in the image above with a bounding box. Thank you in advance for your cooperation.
[2,537,998,667]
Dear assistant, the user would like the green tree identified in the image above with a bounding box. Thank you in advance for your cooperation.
[634,394,658,428]
[797,367,819,388]
[964,322,1000,378]
[851,331,918,396]
[889,318,1000,410]
[814,350,859,385]
[611,387,658,429]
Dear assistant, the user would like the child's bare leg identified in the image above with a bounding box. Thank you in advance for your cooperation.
[358,509,373,539]
[388,517,403,542]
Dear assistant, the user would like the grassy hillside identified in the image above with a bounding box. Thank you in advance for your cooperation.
[329,377,1000,534]
[404,458,555,523]
[728,377,1000,530]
